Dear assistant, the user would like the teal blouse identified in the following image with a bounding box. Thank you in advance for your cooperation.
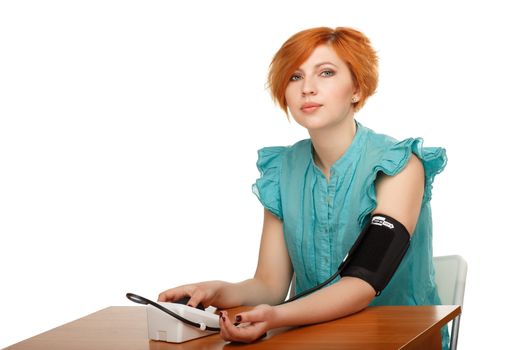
[252,121,449,349]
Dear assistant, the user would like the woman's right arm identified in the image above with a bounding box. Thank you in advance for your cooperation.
[158,208,293,308]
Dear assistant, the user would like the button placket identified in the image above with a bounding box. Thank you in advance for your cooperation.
[315,171,331,282]
[322,174,337,280]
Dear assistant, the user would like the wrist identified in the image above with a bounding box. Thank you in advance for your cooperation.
[268,304,285,329]
[215,281,236,307]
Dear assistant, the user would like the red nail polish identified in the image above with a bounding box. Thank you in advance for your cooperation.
[235,315,242,322]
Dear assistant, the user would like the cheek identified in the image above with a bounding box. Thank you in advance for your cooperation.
[330,82,354,106]
[284,87,296,108]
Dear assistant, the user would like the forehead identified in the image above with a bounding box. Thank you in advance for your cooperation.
[297,44,345,70]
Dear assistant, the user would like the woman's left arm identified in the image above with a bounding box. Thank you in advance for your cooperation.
[220,154,425,343]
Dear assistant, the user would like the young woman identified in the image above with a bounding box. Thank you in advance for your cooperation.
[158,26,448,348]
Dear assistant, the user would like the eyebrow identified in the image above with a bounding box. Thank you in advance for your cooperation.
[296,61,338,72]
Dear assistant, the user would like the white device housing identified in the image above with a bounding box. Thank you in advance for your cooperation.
[146,302,220,343]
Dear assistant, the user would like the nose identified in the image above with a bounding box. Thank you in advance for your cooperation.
[301,76,317,96]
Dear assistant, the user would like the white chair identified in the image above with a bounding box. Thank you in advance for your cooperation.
[433,255,468,350]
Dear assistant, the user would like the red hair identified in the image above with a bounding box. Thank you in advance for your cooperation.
[267,27,378,116]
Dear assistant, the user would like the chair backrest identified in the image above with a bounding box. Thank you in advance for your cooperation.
[433,255,468,350]
[433,255,468,306]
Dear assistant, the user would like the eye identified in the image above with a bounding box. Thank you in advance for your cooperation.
[290,73,302,82]
[320,70,335,77]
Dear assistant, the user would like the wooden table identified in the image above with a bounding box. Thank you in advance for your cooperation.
[3,305,460,350]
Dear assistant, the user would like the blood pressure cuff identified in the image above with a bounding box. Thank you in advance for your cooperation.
[339,214,410,296]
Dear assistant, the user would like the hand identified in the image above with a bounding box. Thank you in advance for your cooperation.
[219,304,275,343]
[158,280,225,308]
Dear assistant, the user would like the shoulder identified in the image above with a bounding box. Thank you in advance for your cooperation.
[361,124,400,149]
[257,139,309,157]
[381,154,425,184]
[358,123,427,178]
[259,139,311,168]
[254,138,311,182]
[357,124,403,164]
[355,123,447,229]
[288,138,311,154]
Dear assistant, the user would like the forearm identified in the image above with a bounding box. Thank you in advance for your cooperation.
[270,277,375,329]
[217,278,280,308]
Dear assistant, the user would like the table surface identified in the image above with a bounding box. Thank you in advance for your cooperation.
[4,305,460,350]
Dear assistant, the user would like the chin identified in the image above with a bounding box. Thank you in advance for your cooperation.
[301,123,334,133]
[295,117,335,131]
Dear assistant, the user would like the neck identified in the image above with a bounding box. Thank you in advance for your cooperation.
[310,116,357,173]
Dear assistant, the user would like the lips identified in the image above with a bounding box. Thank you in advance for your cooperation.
[301,102,322,112]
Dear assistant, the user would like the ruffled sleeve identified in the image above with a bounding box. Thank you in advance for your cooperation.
[252,146,287,220]
[358,138,447,226]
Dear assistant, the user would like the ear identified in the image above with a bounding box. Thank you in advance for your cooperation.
[352,88,361,103]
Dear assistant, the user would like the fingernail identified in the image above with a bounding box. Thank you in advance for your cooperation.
[235,315,242,322]
[221,316,226,321]
[219,312,223,317]
[234,322,240,326]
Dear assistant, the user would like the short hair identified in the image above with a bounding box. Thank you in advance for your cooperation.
[267,27,379,117]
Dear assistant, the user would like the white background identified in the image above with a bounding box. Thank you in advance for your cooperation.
[1,0,523,348]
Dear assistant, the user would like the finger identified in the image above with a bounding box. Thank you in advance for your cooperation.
[221,311,246,343]
[158,289,175,302]
[227,322,266,343]
[220,311,266,343]
[158,288,181,302]
[187,289,205,308]
[234,307,266,324]
[219,311,234,341]
[157,286,192,302]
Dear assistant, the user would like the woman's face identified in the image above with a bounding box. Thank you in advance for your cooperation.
[284,44,359,131]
